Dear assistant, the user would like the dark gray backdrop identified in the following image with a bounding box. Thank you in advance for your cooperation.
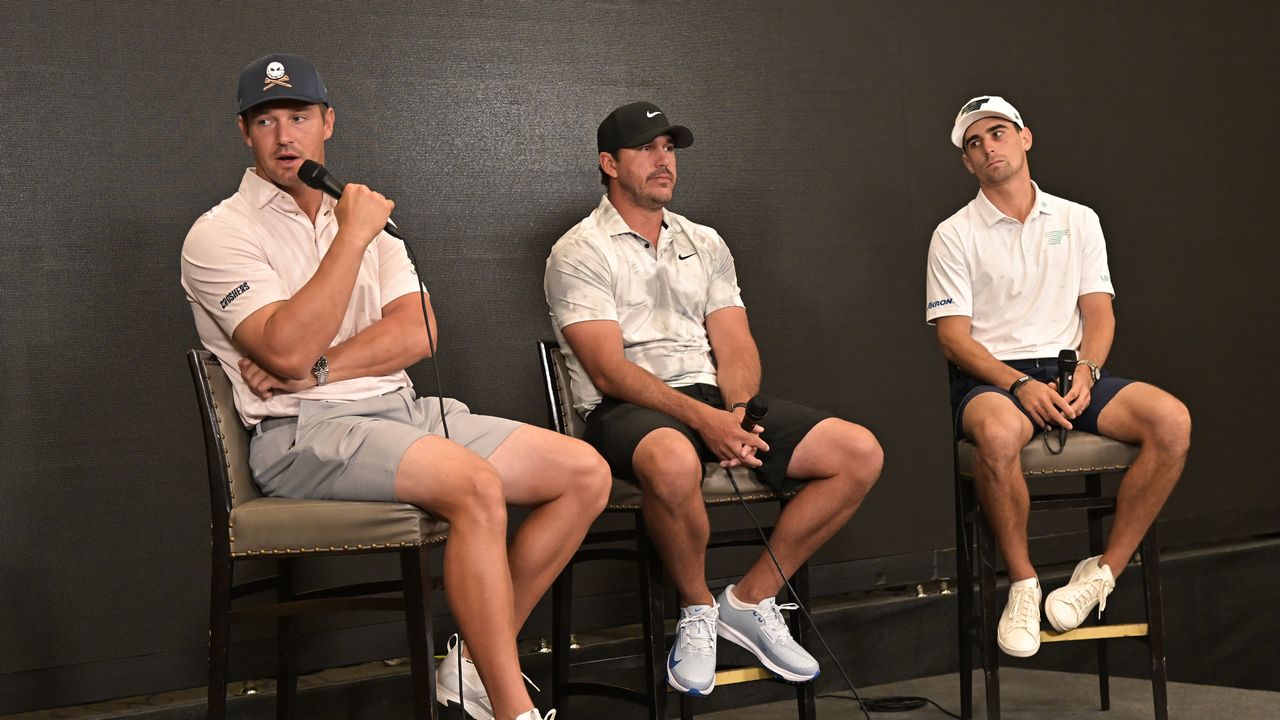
[2,1,1275,713]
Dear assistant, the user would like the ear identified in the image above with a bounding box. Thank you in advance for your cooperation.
[323,106,335,141]
[237,115,252,148]
[599,151,619,180]
[1020,126,1033,151]
[961,151,976,176]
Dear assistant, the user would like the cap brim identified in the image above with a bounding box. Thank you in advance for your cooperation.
[239,94,329,114]
[621,124,694,150]
[951,111,1017,148]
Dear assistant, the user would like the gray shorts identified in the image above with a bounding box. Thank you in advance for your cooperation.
[249,388,522,502]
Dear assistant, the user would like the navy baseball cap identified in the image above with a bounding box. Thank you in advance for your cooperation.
[237,53,329,114]
[597,102,693,153]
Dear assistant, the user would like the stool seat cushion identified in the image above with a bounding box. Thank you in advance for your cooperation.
[606,464,786,510]
[957,431,1139,478]
[230,497,449,557]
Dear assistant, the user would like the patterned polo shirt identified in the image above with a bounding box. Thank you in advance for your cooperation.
[545,195,745,415]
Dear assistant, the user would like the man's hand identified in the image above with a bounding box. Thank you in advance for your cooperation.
[695,406,770,469]
[238,356,316,400]
[1014,380,1075,431]
[334,184,394,250]
[1061,371,1095,417]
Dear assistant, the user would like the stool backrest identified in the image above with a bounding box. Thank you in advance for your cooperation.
[538,340,586,439]
[188,350,262,537]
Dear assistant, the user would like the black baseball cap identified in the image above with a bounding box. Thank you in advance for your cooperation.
[237,53,330,114]
[597,102,693,153]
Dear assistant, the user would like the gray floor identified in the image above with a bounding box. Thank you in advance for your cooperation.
[699,668,1279,720]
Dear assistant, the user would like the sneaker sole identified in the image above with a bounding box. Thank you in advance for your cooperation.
[436,685,494,720]
[716,624,818,683]
[666,658,716,696]
[997,636,1040,658]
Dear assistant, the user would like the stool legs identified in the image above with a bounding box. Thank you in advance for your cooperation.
[638,522,668,720]
[955,470,975,720]
[1141,526,1169,720]
[976,513,1002,720]
[552,563,574,718]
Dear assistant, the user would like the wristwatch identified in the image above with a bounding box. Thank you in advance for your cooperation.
[311,355,329,386]
[1076,358,1101,382]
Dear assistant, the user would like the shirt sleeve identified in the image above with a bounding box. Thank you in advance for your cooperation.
[180,216,290,338]
[545,238,618,329]
[376,233,428,304]
[925,224,973,324]
[1078,208,1115,298]
[704,228,745,315]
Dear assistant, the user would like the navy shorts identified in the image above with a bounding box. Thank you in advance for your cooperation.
[583,384,832,493]
[950,358,1135,440]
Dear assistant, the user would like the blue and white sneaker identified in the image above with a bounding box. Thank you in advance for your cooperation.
[667,603,719,695]
[715,585,819,682]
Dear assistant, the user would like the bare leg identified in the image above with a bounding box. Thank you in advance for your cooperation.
[734,418,882,603]
[962,393,1037,582]
[392,437,532,720]
[1094,383,1191,577]
[486,426,612,631]
[632,428,715,606]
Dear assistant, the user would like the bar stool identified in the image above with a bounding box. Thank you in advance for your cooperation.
[954,423,1169,719]
[539,340,816,720]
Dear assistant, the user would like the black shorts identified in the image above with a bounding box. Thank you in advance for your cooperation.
[950,358,1135,440]
[583,384,832,493]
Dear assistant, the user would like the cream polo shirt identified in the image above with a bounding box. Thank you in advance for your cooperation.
[181,168,424,426]
[545,195,745,416]
[925,183,1115,360]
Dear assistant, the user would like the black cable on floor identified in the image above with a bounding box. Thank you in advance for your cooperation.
[819,693,962,717]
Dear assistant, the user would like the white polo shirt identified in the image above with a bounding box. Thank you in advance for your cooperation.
[545,195,745,415]
[181,168,424,426]
[925,183,1114,360]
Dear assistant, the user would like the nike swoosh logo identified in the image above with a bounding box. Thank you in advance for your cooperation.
[679,252,697,260]
[647,111,662,118]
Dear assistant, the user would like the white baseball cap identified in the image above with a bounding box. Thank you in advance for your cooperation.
[951,95,1024,148]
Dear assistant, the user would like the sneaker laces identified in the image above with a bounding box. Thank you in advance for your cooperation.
[1059,573,1113,620]
[449,634,540,692]
[755,599,800,643]
[676,606,717,656]
[1005,585,1040,632]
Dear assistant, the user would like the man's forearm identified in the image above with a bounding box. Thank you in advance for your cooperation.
[596,361,716,430]
[711,348,761,409]
[942,332,1027,389]
[321,296,435,383]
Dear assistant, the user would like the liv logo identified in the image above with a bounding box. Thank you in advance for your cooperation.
[1044,229,1069,245]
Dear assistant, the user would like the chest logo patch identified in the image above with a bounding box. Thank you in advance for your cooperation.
[1044,229,1069,246]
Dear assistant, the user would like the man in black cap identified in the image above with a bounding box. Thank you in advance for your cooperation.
[543,102,884,696]
[181,53,610,720]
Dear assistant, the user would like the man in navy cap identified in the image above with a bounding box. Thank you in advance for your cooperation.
[182,53,609,720]
[927,95,1191,658]
[543,102,884,696]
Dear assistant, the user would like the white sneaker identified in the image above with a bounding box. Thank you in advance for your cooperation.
[1045,556,1116,632]
[715,585,819,682]
[514,710,556,720]
[666,603,719,695]
[436,634,493,720]
[997,578,1042,657]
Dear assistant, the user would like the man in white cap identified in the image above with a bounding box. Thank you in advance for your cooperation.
[925,95,1191,657]
[181,52,610,720]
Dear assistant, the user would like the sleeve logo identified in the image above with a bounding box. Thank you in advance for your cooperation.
[926,297,955,310]
[219,282,251,309]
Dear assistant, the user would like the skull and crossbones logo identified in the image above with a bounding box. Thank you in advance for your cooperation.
[262,61,292,90]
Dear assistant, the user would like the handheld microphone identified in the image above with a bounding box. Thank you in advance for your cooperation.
[1056,349,1077,399]
[740,396,768,432]
[297,159,403,239]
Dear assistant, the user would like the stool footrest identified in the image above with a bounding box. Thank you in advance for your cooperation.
[712,666,776,686]
[1040,622,1149,642]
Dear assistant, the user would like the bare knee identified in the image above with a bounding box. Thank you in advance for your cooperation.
[565,440,612,513]
[1149,398,1192,460]
[839,423,883,496]
[971,415,1030,467]
[633,429,702,509]
[441,464,508,532]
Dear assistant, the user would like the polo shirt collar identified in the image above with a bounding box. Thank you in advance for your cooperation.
[974,181,1053,226]
[596,194,673,241]
[238,167,335,214]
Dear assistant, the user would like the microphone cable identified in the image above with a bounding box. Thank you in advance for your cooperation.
[400,241,450,441]
[723,401,960,718]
